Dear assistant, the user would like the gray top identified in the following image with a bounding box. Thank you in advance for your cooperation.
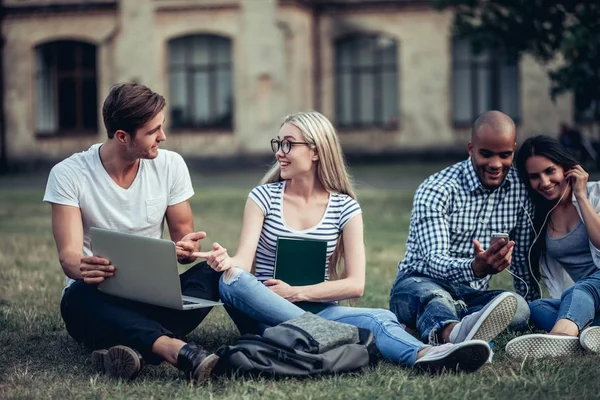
[546,221,598,282]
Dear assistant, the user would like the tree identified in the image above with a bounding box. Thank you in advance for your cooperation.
[431,0,600,128]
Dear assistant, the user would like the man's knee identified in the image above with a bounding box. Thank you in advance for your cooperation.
[508,293,530,331]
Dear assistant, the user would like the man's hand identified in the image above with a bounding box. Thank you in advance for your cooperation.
[471,238,514,278]
[80,255,114,285]
[193,242,232,272]
[175,231,207,263]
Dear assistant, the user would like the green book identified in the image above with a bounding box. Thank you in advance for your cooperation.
[274,236,328,314]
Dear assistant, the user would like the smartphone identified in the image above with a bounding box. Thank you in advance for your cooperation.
[490,232,509,245]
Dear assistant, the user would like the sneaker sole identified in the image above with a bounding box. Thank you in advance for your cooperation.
[505,334,583,359]
[193,353,220,383]
[580,327,600,353]
[91,345,143,380]
[414,341,490,374]
[465,293,518,342]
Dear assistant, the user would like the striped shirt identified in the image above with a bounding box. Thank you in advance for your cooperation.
[396,159,538,301]
[249,181,362,282]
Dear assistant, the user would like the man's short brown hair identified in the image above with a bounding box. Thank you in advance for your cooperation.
[102,83,166,139]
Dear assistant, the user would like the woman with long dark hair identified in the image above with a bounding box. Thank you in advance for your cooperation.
[507,135,600,358]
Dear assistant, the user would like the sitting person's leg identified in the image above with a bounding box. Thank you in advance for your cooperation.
[317,305,490,373]
[529,298,561,332]
[61,279,217,381]
[219,267,306,326]
[506,273,600,358]
[553,274,600,334]
[151,261,222,337]
[390,272,517,344]
[316,305,427,365]
[389,271,461,343]
[456,287,528,334]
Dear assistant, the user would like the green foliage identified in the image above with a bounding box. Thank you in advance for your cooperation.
[431,0,600,121]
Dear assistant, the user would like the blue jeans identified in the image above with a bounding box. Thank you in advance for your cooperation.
[219,268,428,366]
[530,270,600,332]
[389,270,530,344]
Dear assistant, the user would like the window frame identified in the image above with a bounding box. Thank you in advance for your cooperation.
[34,40,98,137]
[451,38,521,127]
[334,34,399,130]
[167,34,233,132]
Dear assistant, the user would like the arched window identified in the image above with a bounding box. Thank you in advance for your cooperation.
[335,34,399,129]
[35,40,98,136]
[168,34,233,130]
[452,38,520,125]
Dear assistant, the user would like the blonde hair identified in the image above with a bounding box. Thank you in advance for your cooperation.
[261,110,356,281]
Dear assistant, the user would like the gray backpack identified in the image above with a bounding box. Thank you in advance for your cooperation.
[213,313,378,378]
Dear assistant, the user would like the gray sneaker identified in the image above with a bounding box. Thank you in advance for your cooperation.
[505,334,583,359]
[580,326,600,353]
[449,292,518,343]
[414,340,491,374]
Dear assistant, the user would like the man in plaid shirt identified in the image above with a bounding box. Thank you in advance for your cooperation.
[389,111,535,346]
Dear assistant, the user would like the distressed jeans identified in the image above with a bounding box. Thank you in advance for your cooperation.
[389,270,529,344]
[219,267,428,366]
[530,269,600,332]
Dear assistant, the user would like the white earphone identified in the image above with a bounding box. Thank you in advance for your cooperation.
[512,182,570,299]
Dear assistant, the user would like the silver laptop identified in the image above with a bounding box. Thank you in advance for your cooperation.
[91,227,223,310]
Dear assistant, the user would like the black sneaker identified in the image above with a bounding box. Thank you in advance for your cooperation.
[177,342,220,383]
[91,345,144,380]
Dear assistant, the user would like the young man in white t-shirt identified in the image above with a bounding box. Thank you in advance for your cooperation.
[44,83,219,383]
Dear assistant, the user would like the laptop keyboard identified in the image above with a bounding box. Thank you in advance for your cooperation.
[182,300,197,305]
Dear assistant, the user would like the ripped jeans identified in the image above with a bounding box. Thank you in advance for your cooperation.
[529,269,600,332]
[219,267,428,366]
[389,270,529,344]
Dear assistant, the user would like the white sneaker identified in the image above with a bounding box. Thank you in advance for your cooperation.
[580,326,600,353]
[505,334,583,359]
[449,292,518,343]
[414,340,491,374]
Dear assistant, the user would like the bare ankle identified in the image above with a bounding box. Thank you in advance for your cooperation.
[151,336,187,366]
[417,346,432,360]
[440,323,458,343]
[550,319,579,337]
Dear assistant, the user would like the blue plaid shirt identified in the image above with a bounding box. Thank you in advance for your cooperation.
[397,159,538,301]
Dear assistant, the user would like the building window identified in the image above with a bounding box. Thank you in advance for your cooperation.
[335,34,399,129]
[452,38,520,126]
[168,35,233,130]
[35,41,98,136]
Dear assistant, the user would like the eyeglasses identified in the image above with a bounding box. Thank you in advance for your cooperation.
[270,138,310,154]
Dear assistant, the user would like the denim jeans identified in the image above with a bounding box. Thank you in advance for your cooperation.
[389,270,530,344]
[219,268,428,366]
[530,269,600,332]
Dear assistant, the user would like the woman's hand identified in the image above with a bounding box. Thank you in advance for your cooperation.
[264,279,303,302]
[192,242,232,272]
[565,164,589,199]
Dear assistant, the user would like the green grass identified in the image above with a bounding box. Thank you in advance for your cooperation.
[1,165,598,399]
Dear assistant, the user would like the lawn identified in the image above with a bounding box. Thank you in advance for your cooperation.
[0,163,598,399]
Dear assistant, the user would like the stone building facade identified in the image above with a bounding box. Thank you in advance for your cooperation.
[1,0,574,168]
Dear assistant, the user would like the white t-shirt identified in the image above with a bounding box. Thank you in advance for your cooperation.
[43,143,194,289]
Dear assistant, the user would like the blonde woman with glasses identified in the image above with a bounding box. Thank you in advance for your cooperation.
[195,111,491,374]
